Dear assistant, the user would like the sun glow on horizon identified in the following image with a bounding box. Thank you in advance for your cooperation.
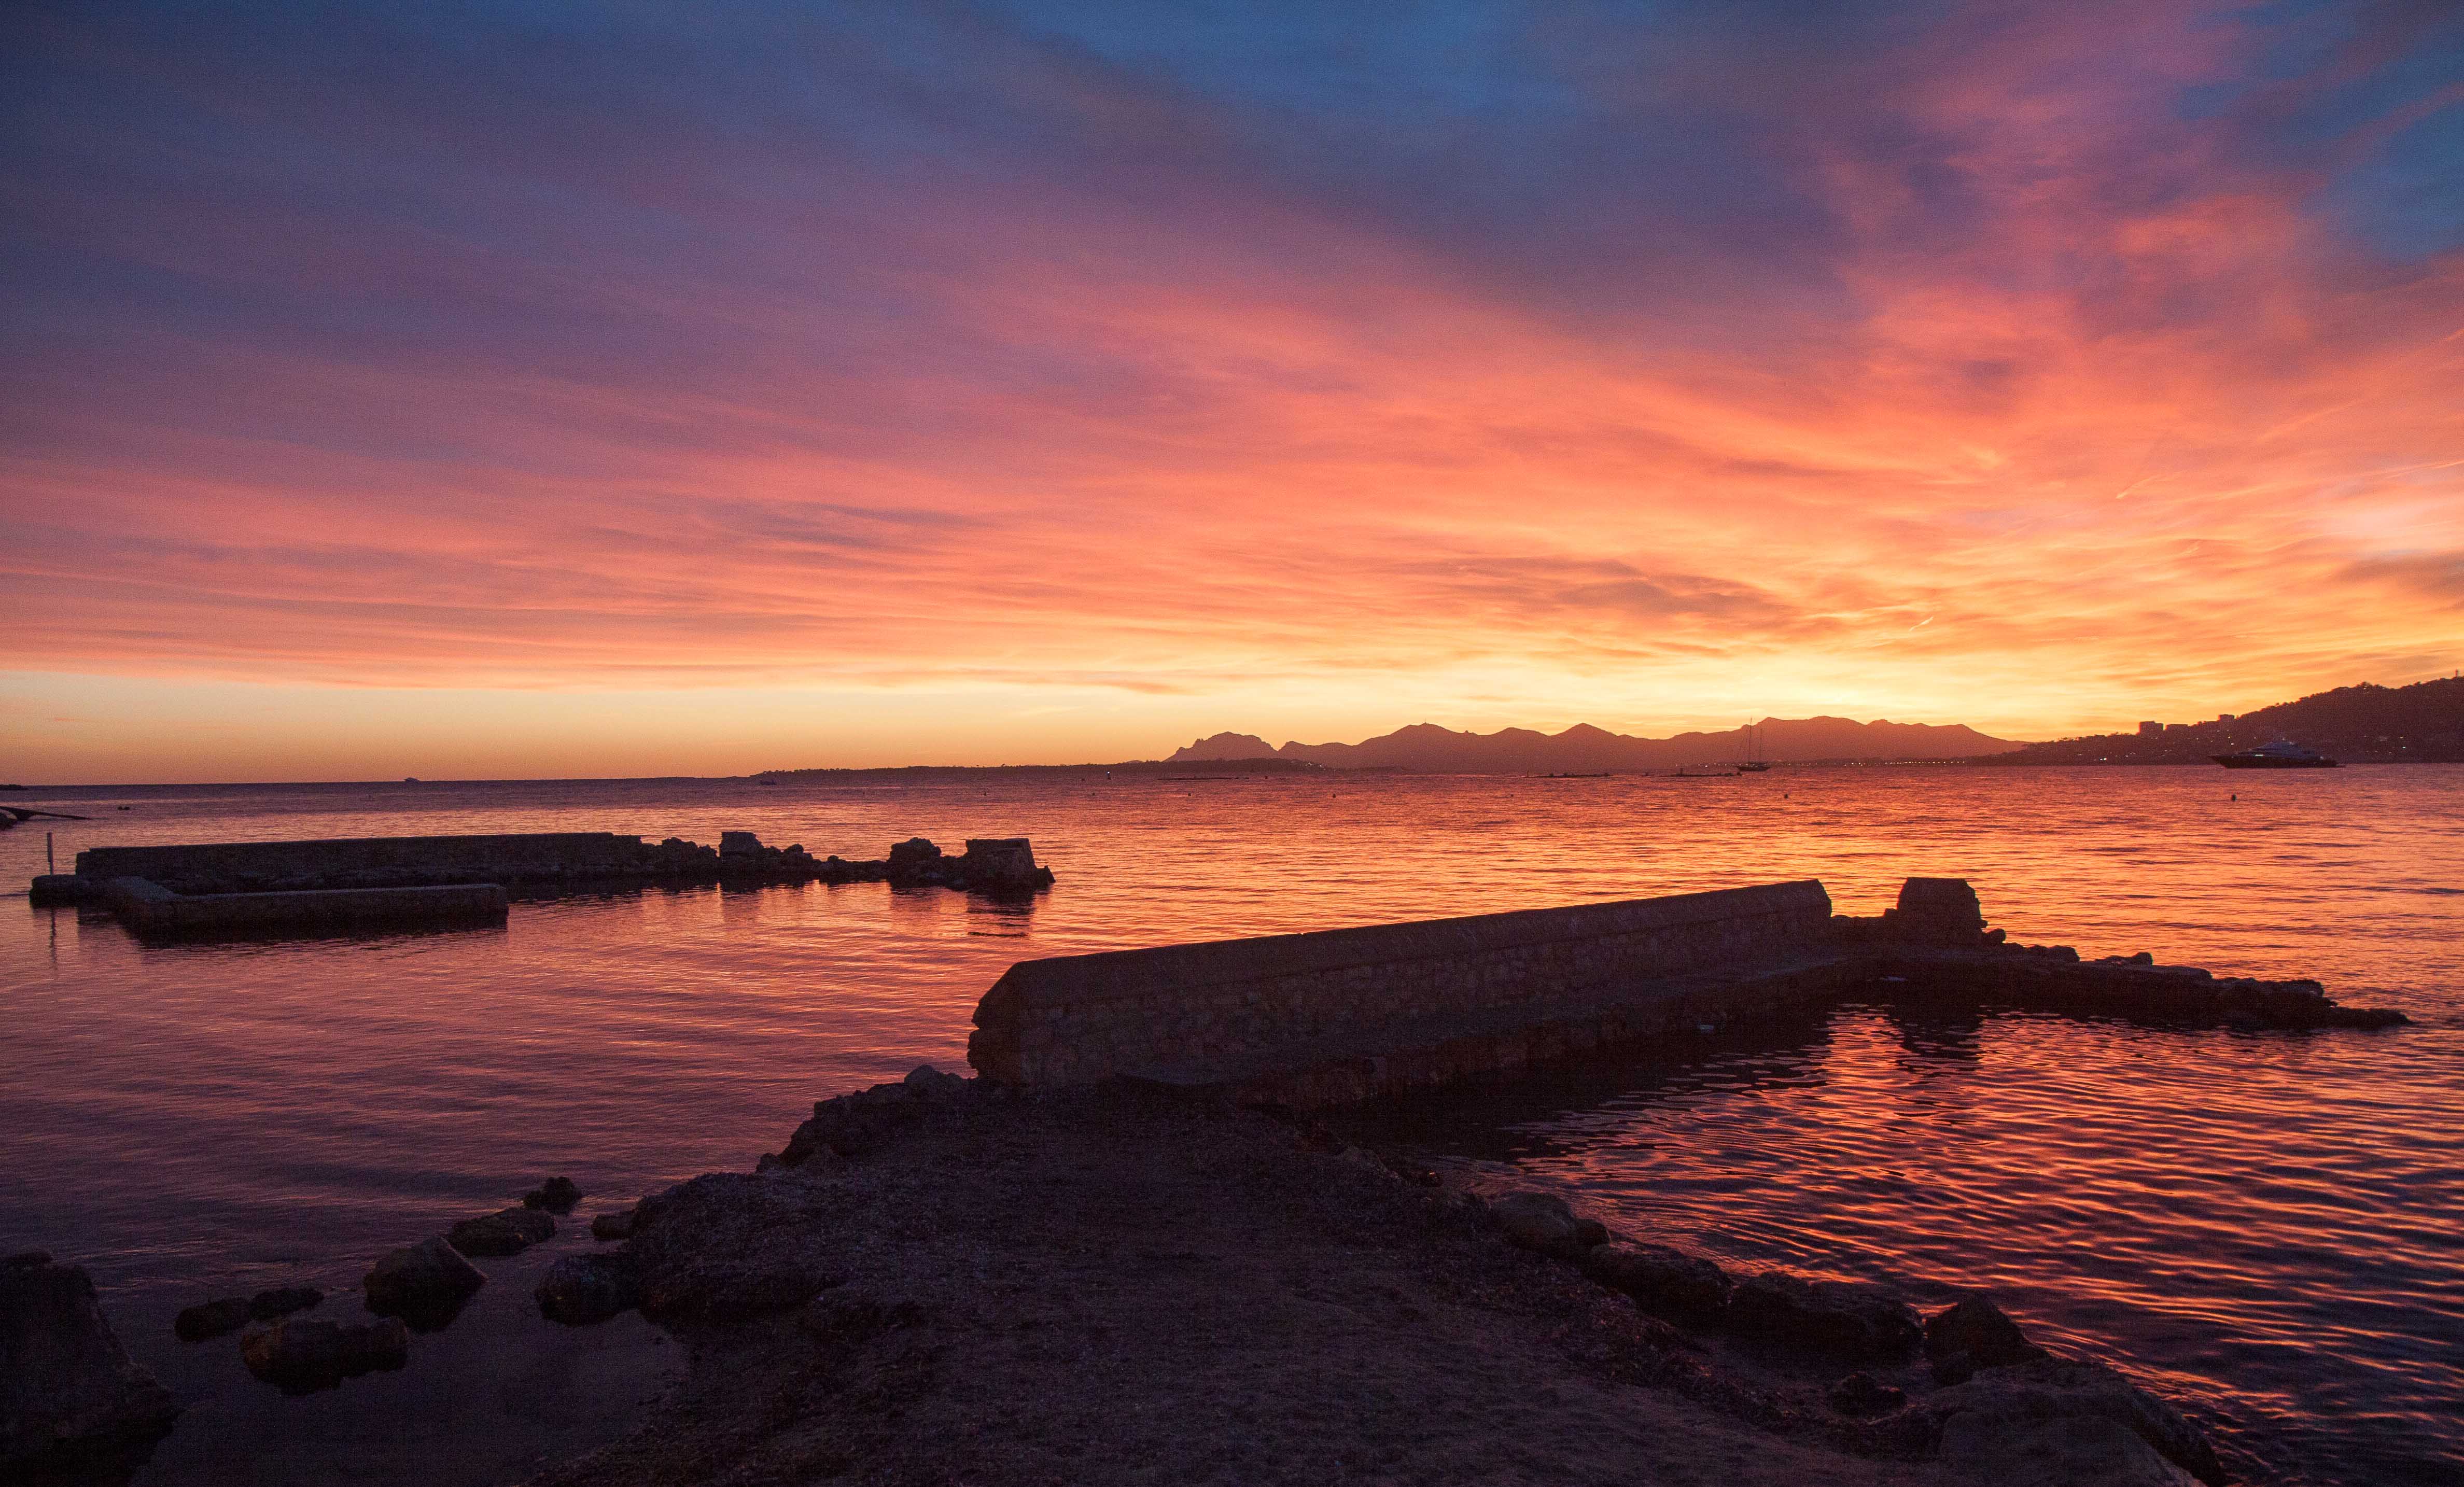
[3,2,2459,781]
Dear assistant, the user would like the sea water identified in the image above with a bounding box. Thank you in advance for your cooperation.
[3,768,2457,1485]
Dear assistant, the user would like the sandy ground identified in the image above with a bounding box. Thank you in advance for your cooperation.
[532,1081,1963,1487]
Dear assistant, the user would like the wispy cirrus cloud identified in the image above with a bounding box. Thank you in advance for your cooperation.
[2,1,2458,775]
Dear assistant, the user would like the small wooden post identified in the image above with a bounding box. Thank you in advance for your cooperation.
[47,831,57,874]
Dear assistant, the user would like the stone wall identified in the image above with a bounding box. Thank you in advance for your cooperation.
[100,879,509,938]
[75,834,655,889]
[969,881,1838,1095]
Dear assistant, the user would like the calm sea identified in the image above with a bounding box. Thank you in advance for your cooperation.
[3,768,2457,1486]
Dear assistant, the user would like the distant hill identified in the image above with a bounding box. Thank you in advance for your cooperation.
[1978,678,2464,765]
[753,758,1324,782]
[1169,717,2019,771]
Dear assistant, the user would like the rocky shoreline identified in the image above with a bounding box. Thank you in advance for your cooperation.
[1,1067,2290,1485]
[555,1076,2240,1486]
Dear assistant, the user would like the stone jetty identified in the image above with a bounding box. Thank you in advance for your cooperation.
[30,830,1054,937]
[968,876,2403,1107]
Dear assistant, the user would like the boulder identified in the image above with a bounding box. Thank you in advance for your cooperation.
[1828,1371,1906,1417]
[774,1082,923,1166]
[1884,877,1989,946]
[903,1064,968,1100]
[1580,1243,1731,1327]
[590,1208,638,1242]
[1926,1293,2048,1383]
[1927,1358,2223,1485]
[1489,1190,1588,1257]
[1725,1272,1922,1362]
[885,837,943,875]
[719,831,762,857]
[957,837,1041,888]
[535,1253,642,1326]
[363,1236,485,1327]
[174,1296,254,1342]
[240,1317,409,1393]
[248,1286,323,1321]
[2,1257,180,1476]
[522,1176,584,1213]
[447,1205,555,1257]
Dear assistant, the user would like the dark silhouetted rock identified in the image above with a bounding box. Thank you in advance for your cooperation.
[247,1286,323,1322]
[1927,1357,2226,1485]
[363,1236,484,1327]
[1,1257,180,1476]
[448,1205,555,1257]
[240,1317,408,1393]
[590,1208,638,1242]
[1489,1190,1584,1256]
[536,1253,642,1326]
[903,1064,968,1100]
[719,831,762,857]
[1882,876,1989,946]
[774,1082,924,1166]
[1828,1371,1906,1416]
[522,1176,583,1213]
[1581,1243,1731,1326]
[174,1297,253,1341]
[1725,1272,1922,1362]
[886,837,942,875]
[1926,1293,2049,1383]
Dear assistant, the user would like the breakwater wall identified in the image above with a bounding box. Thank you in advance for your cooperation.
[75,834,678,892]
[100,877,508,938]
[969,881,1847,1103]
[968,877,2405,1106]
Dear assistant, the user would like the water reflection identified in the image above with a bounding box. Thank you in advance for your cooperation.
[2,767,2458,1487]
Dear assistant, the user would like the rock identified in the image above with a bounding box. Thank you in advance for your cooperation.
[174,1296,254,1341]
[1580,1243,1731,1327]
[1489,1190,1593,1257]
[535,1254,642,1326]
[240,1317,409,1393]
[1883,877,1989,946]
[1928,1358,2222,1485]
[957,837,1041,888]
[774,1082,924,1166]
[903,1064,968,1100]
[248,1285,323,1321]
[1725,1272,1922,1362]
[885,837,942,875]
[644,1266,836,1324]
[523,1176,584,1213]
[447,1205,556,1257]
[590,1208,638,1242]
[719,831,763,857]
[363,1236,485,1327]
[1,1257,180,1475]
[1572,1217,1612,1247]
[797,1288,923,1344]
[1926,1293,2048,1383]
[1828,1371,1906,1416]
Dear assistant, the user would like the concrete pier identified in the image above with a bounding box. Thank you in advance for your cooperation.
[968,876,2405,1107]
[97,877,509,939]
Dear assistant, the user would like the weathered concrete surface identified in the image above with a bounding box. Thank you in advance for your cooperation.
[972,881,1839,1099]
[99,876,508,938]
[52,830,1053,906]
[969,877,2403,1108]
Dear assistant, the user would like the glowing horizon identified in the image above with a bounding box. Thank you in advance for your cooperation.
[4,3,2459,783]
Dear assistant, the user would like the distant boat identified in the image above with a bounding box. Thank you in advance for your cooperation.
[1734,721,1773,771]
[403,776,419,783]
[2213,741,2339,769]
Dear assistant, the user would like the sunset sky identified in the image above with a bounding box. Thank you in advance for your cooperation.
[4,1,2460,781]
